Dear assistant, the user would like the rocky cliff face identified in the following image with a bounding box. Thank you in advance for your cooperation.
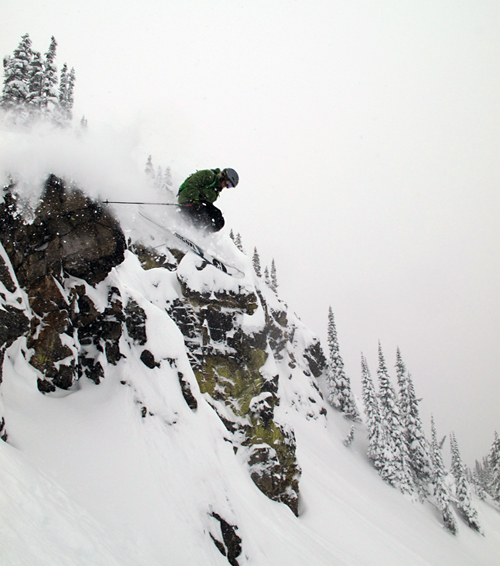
[0,175,327,523]
[0,175,127,392]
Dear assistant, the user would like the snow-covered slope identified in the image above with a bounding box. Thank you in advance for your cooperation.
[1,180,499,566]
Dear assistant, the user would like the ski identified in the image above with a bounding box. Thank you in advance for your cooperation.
[138,210,245,278]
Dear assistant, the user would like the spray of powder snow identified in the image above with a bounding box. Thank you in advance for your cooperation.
[0,117,161,207]
[0,115,238,272]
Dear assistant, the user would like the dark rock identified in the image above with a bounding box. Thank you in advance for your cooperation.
[0,416,7,442]
[177,272,258,314]
[28,274,68,317]
[303,339,327,378]
[71,284,126,383]
[210,513,242,566]
[129,242,177,271]
[202,307,234,343]
[140,349,159,369]
[210,533,227,558]
[37,378,56,393]
[0,175,126,288]
[261,374,279,396]
[125,298,147,345]
[247,429,301,517]
[177,371,198,410]
[0,304,30,351]
[0,254,16,293]
[77,355,104,384]
[167,298,199,341]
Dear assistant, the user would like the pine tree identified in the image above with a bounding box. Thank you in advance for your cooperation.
[58,63,68,108]
[264,266,271,287]
[431,416,458,534]
[26,51,44,113]
[2,34,76,126]
[343,425,355,447]
[270,259,278,292]
[162,166,174,198]
[234,233,244,253]
[377,343,413,493]
[488,432,500,501]
[252,247,261,277]
[396,348,432,492]
[324,308,359,421]
[1,33,33,113]
[450,433,481,532]
[361,354,383,469]
[395,347,407,401]
[58,66,75,123]
[154,166,163,190]
[473,460,488,500]
[40,36,58,115]
[145,155,155,179]
[55,63,74,124]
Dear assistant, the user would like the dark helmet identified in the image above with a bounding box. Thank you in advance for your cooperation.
[222,168,239,188]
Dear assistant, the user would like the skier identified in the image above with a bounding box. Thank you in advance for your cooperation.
[177,168,239,232]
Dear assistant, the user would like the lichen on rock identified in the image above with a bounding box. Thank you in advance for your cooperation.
[171,263,307,516]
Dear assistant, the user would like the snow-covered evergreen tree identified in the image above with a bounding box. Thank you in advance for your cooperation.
[67,67,75,112]
[488,432,500,501]
[252,247,261,277]
[376,343,413,493]
[343,425,355,448]
[58,63,68,110]
[430,416,458,534]
[40,36,59,116]
[324,308,359,421]
[450,432,481,532]
[142,157,174,199]
[145,155,155,179]
[234,233,244,253]
[230,229,245,253]
[472,460,488,501]
[395,347,407,401]
[26,51,44,114]
[56,64,75,124]
[1,33,33,115]
[361,354,383,470]
[154,166,163,189]
[270,259,278,293]
[162,166,174,199]
[396,348,432,493]
[264,266,271,287]
[2,34,76,126]
[79,115,88,133]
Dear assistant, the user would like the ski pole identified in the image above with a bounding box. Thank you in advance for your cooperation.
[103,200,181,206]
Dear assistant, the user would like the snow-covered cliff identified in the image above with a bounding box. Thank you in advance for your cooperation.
[1,175,499,565]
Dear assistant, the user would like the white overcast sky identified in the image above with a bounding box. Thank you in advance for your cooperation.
[1,0,499,464]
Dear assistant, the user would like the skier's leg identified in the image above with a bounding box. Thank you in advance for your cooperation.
[206,204,224,232]
[179,203,210,230]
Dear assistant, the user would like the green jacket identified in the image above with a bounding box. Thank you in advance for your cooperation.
[177,168,222,204]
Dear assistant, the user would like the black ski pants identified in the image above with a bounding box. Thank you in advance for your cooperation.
[179,202,225,233]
